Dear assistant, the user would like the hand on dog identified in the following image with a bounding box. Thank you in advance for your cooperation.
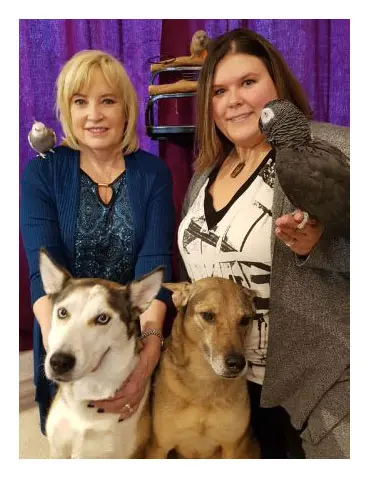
[89,336,161,420]
[275,209,323,256]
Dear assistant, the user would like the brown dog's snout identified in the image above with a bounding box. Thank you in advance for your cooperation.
[50,352,76,374]
[224,353,246,374]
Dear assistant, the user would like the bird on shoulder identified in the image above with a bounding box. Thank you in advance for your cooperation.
[28,120,57,158]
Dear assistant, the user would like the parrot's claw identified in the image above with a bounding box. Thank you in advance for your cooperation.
[39,153,46,159]
[296,211,309,230]
[49,149,55,154]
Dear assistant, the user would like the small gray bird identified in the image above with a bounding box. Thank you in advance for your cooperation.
[28,121,57,158]
[259,99,350,237]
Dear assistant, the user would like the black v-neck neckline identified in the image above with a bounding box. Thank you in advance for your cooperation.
[204,150,274,230]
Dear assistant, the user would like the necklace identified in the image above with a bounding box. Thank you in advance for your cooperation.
[230,161,246,178]
[228,142,272,179]
[97,181,113,188]
[228,150,247,178]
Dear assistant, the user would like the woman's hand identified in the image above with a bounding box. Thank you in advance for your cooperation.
[275,209,324,256]
[89,335,161,420]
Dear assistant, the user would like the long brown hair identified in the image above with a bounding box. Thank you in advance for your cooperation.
[195,28,312,172]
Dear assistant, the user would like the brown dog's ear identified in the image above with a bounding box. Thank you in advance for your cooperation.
[242,287,256,300]
[241,287,257,314]
[164,282,192,308]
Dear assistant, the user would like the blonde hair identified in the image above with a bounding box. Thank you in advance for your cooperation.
[196,29,312,172]
[56,49,139,154]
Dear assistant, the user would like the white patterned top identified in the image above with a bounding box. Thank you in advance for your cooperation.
[178,153,275,384]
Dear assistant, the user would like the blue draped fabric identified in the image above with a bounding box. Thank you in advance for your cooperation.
[19,19,350,351]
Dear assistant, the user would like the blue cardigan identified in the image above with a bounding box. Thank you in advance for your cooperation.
[20,146,175,430]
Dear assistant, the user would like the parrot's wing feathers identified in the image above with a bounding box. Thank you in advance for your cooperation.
[311,139,350,166]
[48,129,57,143]
[275,145,350,234]
[276,151,320,210]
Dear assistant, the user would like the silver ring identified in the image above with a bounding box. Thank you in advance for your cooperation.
[124,403,133,413]
[286,238,296,248]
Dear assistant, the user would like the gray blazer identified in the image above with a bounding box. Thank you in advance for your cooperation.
[181,122,350,431]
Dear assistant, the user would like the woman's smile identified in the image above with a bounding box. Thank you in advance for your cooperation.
[227,113,253,123]
[86,127,109,135]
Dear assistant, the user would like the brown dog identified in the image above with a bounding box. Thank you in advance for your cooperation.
[147,278,260,459]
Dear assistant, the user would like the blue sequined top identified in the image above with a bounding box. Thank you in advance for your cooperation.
[74,170,135,285]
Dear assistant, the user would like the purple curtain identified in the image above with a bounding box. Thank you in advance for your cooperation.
[19,19,163,179]
[19,19,350,350]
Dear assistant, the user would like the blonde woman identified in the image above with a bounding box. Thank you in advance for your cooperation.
[20,50,175,434]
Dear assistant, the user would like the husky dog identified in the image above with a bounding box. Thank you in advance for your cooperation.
[39,248,163,458]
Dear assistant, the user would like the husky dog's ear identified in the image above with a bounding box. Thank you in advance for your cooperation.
[39,248,71,295]
[164,282,192,309]
[129,267,164,314]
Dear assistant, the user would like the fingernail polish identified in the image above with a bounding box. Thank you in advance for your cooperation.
[97,408,104,413]
[118,418,124,423]
[87,403,95,408]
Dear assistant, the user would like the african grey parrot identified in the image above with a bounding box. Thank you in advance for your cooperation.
[28,121,57,158]
[259,99,350,237]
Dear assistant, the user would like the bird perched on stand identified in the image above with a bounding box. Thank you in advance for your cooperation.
[259,99,350,237]
[190,30,210,59]
[28,121,57,158]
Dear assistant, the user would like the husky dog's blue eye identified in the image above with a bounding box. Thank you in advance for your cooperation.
[96,314,111,325]
[57,307,68,319]
[200,311,215,322]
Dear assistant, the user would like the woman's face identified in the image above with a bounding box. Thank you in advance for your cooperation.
[70,69,125,152]
[212,53,278,148]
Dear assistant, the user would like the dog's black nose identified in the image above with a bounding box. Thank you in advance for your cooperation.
[225,353,246,373]
[49,352,76,374]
